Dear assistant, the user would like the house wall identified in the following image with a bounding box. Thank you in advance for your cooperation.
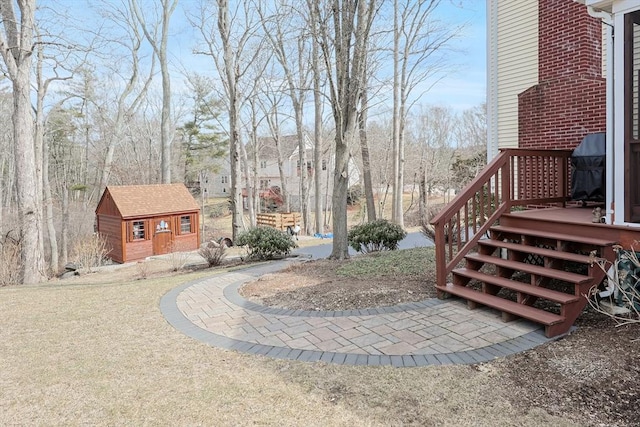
[518,0,606,150]
[124,239,153,263]
[487,0,539,158]
[97,214,124,263]
[99,212,199,264]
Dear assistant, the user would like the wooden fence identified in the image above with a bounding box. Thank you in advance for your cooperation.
[256,212,301,232]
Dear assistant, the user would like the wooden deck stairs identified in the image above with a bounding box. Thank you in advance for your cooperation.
[430,149,622,339]
[436,223,614,338]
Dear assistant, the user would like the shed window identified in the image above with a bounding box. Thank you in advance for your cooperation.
[180,215,193,234]
[132,221,146,240]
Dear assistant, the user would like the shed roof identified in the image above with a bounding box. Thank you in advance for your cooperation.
[100,183,200,218]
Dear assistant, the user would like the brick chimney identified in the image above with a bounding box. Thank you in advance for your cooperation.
[518,0,606,149]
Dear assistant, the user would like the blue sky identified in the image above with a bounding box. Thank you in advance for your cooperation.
[170,0,487,113]
[425,0,487,111]
[64,0,486,119]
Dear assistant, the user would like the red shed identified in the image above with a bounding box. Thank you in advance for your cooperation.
[95,184,200,263]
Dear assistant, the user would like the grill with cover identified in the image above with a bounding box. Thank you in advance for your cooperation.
[571,132,605,203]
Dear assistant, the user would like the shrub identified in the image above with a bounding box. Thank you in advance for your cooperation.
[235,227,296,260]
[0,236,21,286]
[347,184,363,205]
[167,242,190,272]
[589,245,640,325]
[71,233,109,273]
[198,242,227,267]
[348,219,407,253]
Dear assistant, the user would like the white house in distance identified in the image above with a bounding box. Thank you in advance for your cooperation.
[207,133,360,212]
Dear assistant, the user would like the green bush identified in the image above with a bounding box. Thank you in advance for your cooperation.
[235,227,296,260]
[348,219,407,253]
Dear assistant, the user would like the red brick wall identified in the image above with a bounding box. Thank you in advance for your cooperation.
[518,0,606,150]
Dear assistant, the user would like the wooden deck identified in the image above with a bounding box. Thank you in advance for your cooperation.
[502,205,640,248]
[428,150,640,337]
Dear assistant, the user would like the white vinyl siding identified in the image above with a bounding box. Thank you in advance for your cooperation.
[487,0,539,157]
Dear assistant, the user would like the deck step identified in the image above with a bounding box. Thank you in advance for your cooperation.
[478,240,599,265]
[437,282,565,326]
[465,253,594,285]
[490,225,616,247]
[453,268,580,304]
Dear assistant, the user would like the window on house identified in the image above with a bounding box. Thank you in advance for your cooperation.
[322,159,327,170]
[260,179,269,189]
[180,215,193,234]
[221,175,228,184]
[260,160,267,169]
[132,220,145,241]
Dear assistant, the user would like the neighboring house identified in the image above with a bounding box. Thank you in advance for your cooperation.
[96,184,200,263]
[429,0,640,338]
[210,134,360,211]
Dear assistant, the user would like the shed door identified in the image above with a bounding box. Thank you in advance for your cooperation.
[625,11,640,222]
[152,217,173,255]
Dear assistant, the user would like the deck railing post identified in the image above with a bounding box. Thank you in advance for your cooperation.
[430,149,573,290]
[501,156,511,209]
[434,223,446,287]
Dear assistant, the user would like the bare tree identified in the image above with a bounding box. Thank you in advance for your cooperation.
[308,0,327,233]
[358,75,377,222]
[0,0,47,283]
[411,106,455,218]
[258,1,312,233]
[131,0,178,183]
[389,0,460,227]
[94,0,155,197]
[257,78,291,212]
[313,0,377,259]
[191,0,263,241]
[0,89,13,237]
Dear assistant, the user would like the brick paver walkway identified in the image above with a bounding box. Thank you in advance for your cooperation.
[160,260,551,367]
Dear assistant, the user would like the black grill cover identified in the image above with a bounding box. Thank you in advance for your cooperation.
[571,132,605,202]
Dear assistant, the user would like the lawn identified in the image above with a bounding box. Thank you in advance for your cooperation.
[0,260,586,426]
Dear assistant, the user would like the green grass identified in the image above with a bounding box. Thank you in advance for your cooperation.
[336,247,435,278]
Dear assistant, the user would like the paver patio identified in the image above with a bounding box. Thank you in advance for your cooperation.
[161,260,553,367]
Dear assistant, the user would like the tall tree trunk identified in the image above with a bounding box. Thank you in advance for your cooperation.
[331,127,354,259]
[217,0,244,240]
[312,28,323,234]
[0,0,47,283]
[158,4,174,183]
[316,0,376,259]
[42,127,58,272]
[35,45,59,273]
[131,0,177,183]
[358,85,376,222]
[391,0,403,226]
[274,134,289,212]
[295,116,309,233]
[249,102,260,221]
[61,186,69,266]
[240,134,255,227]
[0,156,4,236]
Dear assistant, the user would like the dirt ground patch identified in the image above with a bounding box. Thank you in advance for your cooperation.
[239,254,640,427]
[240,257,436,311]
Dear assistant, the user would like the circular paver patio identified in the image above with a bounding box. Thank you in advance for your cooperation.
[160,260,552,367]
